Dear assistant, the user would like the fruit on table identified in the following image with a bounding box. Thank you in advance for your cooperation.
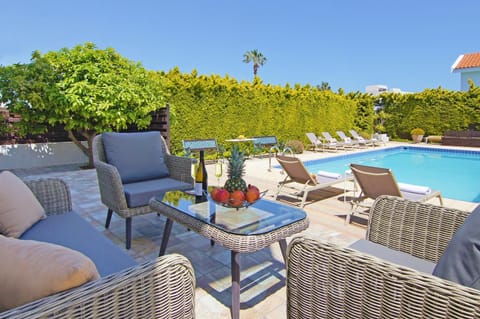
[224,145,247,193]
[230,190,246,207]
[212,187,230,203]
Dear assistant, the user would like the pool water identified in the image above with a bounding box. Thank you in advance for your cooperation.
[301,146,480,203]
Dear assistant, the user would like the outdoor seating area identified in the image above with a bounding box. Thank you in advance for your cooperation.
[1,140,479,319]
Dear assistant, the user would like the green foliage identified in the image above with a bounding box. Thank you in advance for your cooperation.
[0,43,164,167]
[243,49,267,77]
[160,69,359,154]
[380,88,480,138]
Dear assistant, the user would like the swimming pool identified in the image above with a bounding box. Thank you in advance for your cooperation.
[299,146,480,203]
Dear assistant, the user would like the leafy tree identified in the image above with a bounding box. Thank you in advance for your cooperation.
[242,49,267,77]
[316,81,331,91]
[0,43,164,167]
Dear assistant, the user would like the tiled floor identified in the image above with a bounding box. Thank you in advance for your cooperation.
[12,143,478,319]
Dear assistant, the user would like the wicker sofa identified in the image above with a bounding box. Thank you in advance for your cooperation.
[287,196,480,319]
[0,178,195,319]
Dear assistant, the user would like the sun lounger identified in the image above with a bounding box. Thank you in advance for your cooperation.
[274,155,353,207]
[349,129,379,147]
[348,163,443,223]
[320,132,347,150]
[336,130,360,148]
[305,132,323,152]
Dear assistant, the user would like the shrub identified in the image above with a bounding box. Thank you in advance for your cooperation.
[410,128,425,135]
[285,140,304,154]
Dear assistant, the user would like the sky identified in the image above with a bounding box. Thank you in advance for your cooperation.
[2,0,479,93]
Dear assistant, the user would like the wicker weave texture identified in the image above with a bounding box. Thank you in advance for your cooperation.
[25,178,72,215]
[150,199,309,253]
[367,195,470,263]
[0,254,196,319]
[92,134,194,219]
[287,237,480,319]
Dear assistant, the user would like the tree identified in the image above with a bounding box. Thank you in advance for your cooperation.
[316,81,331,91]
[242,49,267,77]
[0,42,164,167]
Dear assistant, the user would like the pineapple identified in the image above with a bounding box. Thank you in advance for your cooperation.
[224,145,248,193]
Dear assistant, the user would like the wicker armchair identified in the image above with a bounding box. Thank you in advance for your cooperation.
[0,178,196,319]
[92,133,194,249]
[287,196,480,319]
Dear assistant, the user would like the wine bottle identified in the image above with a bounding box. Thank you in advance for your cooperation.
[195,150,208,196]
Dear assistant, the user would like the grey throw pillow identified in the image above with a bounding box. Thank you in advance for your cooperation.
[432,204,480,289]
[102,132,170,184]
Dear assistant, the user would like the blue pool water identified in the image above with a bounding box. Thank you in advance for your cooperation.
[299,146,480,203]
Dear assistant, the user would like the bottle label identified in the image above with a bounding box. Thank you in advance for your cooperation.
[194,182,203,196]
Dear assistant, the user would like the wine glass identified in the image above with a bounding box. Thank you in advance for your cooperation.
[215,159,223,186]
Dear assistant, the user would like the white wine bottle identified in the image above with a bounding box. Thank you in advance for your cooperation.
[195,150,208,196]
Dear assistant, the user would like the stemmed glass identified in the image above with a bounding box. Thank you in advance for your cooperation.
[215,158,223,186]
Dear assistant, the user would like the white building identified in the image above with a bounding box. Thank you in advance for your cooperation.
[365,84,408,95]
[451,52,480,91]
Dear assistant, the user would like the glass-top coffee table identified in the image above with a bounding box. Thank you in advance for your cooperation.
[149,190,309,319]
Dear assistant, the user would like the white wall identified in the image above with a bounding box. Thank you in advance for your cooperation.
[0,141,88,170]
[460,70,480,91]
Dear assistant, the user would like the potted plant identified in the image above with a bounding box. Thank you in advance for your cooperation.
[410,128,425,143]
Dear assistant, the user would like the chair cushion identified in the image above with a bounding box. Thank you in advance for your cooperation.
[102,131,170,184]
[20,211,137,277]
[0,171,45,238]
[123,178,193,207]
[432,205,480,289]
[0,235,100,311]
[350,239,436,274]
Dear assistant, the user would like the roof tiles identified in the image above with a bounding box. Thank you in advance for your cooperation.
[453,52,480,70]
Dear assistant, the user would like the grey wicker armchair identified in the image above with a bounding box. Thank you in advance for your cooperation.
[92,132,194,249]
[0,178,196,319]
[287,196,480,319]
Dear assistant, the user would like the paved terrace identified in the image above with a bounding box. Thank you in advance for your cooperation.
[12,142,477,319]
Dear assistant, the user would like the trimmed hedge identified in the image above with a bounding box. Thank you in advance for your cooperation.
[161,68,360,154]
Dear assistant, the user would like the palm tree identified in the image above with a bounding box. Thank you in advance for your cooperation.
[243,49,267,77]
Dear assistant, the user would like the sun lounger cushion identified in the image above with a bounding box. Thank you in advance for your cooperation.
[102,131,170,184]
[398,182,431,195]
[0,235,100,311]
[350,239,435,274]
[123,178,193,208]
[432,205,480,289]
[20,211,137,277]
[0,171,45,238]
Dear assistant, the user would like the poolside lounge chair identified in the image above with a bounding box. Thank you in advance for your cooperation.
[349,129,379,147]
[321,132,347,150]
[274,155,353,208]
[347,163,443,223]
[336,130,360,148]
[305,132,323,152]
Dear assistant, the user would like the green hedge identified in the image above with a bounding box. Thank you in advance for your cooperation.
[160,68,361,154]
[380,87,480,138]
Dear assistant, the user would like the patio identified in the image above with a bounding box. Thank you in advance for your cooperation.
[11,142,477,319]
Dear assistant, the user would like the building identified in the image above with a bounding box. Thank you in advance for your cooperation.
[365,85,408,96]
[451,52,480,91]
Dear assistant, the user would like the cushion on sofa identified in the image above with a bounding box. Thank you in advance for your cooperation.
[102,131,170,184]
[20,211,137,277]
[0,171,45,238]
[432,204,480,289]
[350,239,436,274]
[123,177,193,207]
[0,235,100,311]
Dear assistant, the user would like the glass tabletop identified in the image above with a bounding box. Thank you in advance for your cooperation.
[156,190,307,235]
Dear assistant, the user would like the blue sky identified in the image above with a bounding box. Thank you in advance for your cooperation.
[2,0,479,93]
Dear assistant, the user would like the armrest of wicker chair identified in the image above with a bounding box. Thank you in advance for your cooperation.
[93,159,129,212]
[367,195,470,263]
[0,254,196,319]
[165,154,195,184]
[286,236,480,319]
[25,178,72,216]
